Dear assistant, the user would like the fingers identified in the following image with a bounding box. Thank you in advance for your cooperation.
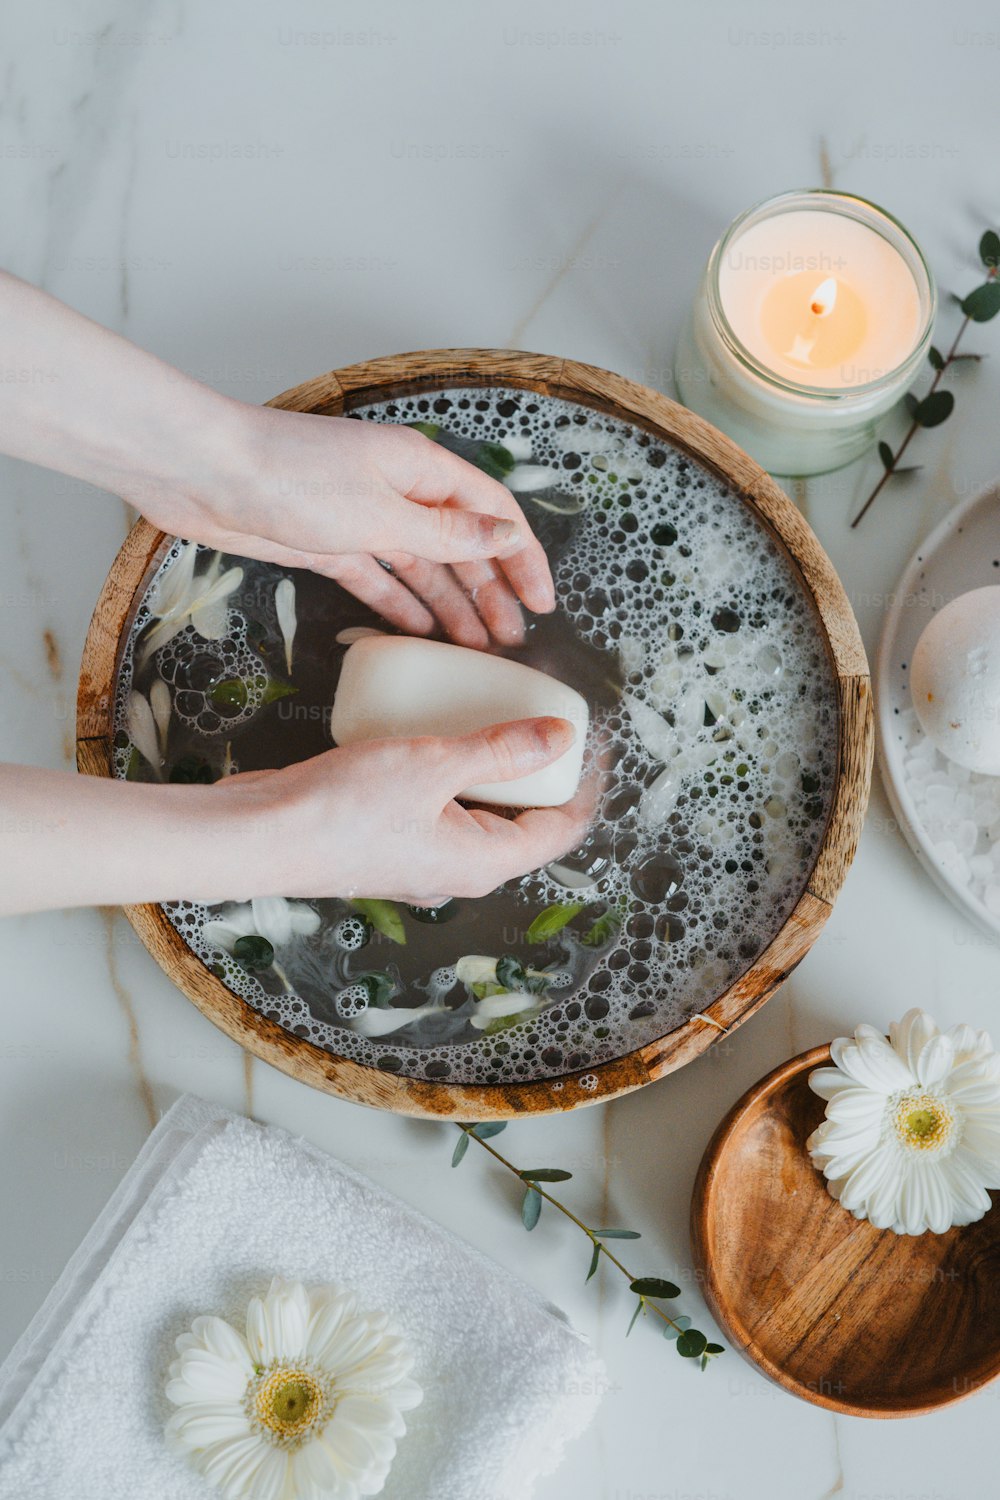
[436,716,577,796]
[450,558,526,646]
[314,553,435,636]
[395,438,556,615]
[379,553,490,650]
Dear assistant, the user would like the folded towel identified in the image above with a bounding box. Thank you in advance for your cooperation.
[0,1095,603,1500]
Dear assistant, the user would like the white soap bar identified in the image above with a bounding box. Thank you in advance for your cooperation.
[330,636,588,807]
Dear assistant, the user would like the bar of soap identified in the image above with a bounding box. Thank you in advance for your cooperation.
[330,636,588,807]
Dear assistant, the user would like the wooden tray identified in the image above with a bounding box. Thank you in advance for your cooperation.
[77,350,872,1119]
[691,1044,1000,1416]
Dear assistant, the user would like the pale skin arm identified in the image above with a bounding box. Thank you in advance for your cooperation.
[0,274,588,915]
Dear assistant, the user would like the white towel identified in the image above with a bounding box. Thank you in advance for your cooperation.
[0,1096,604,1500]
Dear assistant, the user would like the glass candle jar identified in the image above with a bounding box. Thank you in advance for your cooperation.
[674,190,936,477]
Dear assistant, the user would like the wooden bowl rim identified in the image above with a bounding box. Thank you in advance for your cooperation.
[76,348,872,1119]
[691,1042,1000,1417]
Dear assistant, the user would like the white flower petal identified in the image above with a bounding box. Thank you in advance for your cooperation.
[352,1002,441,1037]
[149,540,197,618]
[245,1446,291,1500]
[166,1403,252,1449]
[150,677,172,754]
[947,1022,995,1068]
[623,692,674,764]
[127,690,163,779]
[454,955,498,985]
[915,1033,955,1088]
[889,1008,940,1077]
[251,897,295,949]
[829,1032,911,1092]
[276,578,297,676]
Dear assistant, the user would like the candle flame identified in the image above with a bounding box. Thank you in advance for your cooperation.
[810,277,837,318]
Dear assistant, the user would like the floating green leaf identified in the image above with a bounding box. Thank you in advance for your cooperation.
[473,441,516,480]
[168,754,216,785]
[961,281,1000,322]
[210,677,248,710]
[407,420,441,439]
[526,902,586,943]
[519,1168,573,1183]
[358,971,395,1006]
[979,230,1000,270]
[586,1242,602,1281]
[495,954,550,995]
[676,1328,708,1359]
[910,390,955,428]
[630,1277,681,1300]
[521,1185,542,1231]
[260,678,298,705]
[233,934,274,972]
[351,899,406,945]
[582,901,626,947]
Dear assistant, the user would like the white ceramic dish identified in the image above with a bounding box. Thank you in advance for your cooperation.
[877,483,1000,938]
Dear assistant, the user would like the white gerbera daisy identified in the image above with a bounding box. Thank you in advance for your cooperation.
[166,1277,422,1500]
[807,1008,1000,1236]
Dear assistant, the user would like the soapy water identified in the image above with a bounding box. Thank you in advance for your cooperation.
[112,386,838,1085]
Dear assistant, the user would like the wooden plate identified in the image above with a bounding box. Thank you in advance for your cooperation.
[691,1044,1000,1416]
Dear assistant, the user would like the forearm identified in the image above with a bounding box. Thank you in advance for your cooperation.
[0,270,244,515]
[0,764,289,916]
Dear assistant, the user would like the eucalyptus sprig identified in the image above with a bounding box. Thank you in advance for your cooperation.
[851,230,1000,528]
[451,1122,723,1370]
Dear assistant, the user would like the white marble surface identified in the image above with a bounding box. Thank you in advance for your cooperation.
[1,2,998,1495]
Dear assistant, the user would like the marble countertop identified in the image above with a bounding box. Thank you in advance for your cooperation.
[1,2,998,1495]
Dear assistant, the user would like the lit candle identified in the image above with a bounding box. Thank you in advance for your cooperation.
[674,191,936,477]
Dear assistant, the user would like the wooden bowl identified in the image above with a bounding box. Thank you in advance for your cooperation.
[691,1044,1000,1416]
[76,349,872,1119]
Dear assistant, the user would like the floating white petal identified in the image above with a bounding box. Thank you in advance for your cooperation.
[275,578,297,677]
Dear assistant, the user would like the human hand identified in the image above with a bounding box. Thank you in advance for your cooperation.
[144,407,554,649]
[224,716,593,905]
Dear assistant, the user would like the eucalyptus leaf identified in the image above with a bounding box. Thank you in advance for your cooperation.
[233,934,274,972]
[961,281,1000,322]
[979,230,1000,269]
[877,440,894,471]
[451,1132,470,1167]
[630,1277,681,1300]
[927,345,945,371]
[210,677,248,709]
[521,1185,542,1231]
[519,1168,573,1183]
[526,902,586,943]
[705,1342,725,1355]
[911,390,955,428]
[471,1122,507,1139]
[351,899,406,945]
[582,901,626,947]
[626,1298,643,1337]
[260,678,298,706]
[662,1315,692,1342]
[586,1242,602,1281]
[676,1328,708,1359]
[594,1228,641,1240]
[474,441,516,480]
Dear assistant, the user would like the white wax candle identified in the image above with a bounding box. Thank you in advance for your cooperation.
[674,191,936,477]
[330,636,589,807]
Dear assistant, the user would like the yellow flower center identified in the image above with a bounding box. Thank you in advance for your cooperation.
[890,1091,956,1153]
[246,1362,336,1450]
